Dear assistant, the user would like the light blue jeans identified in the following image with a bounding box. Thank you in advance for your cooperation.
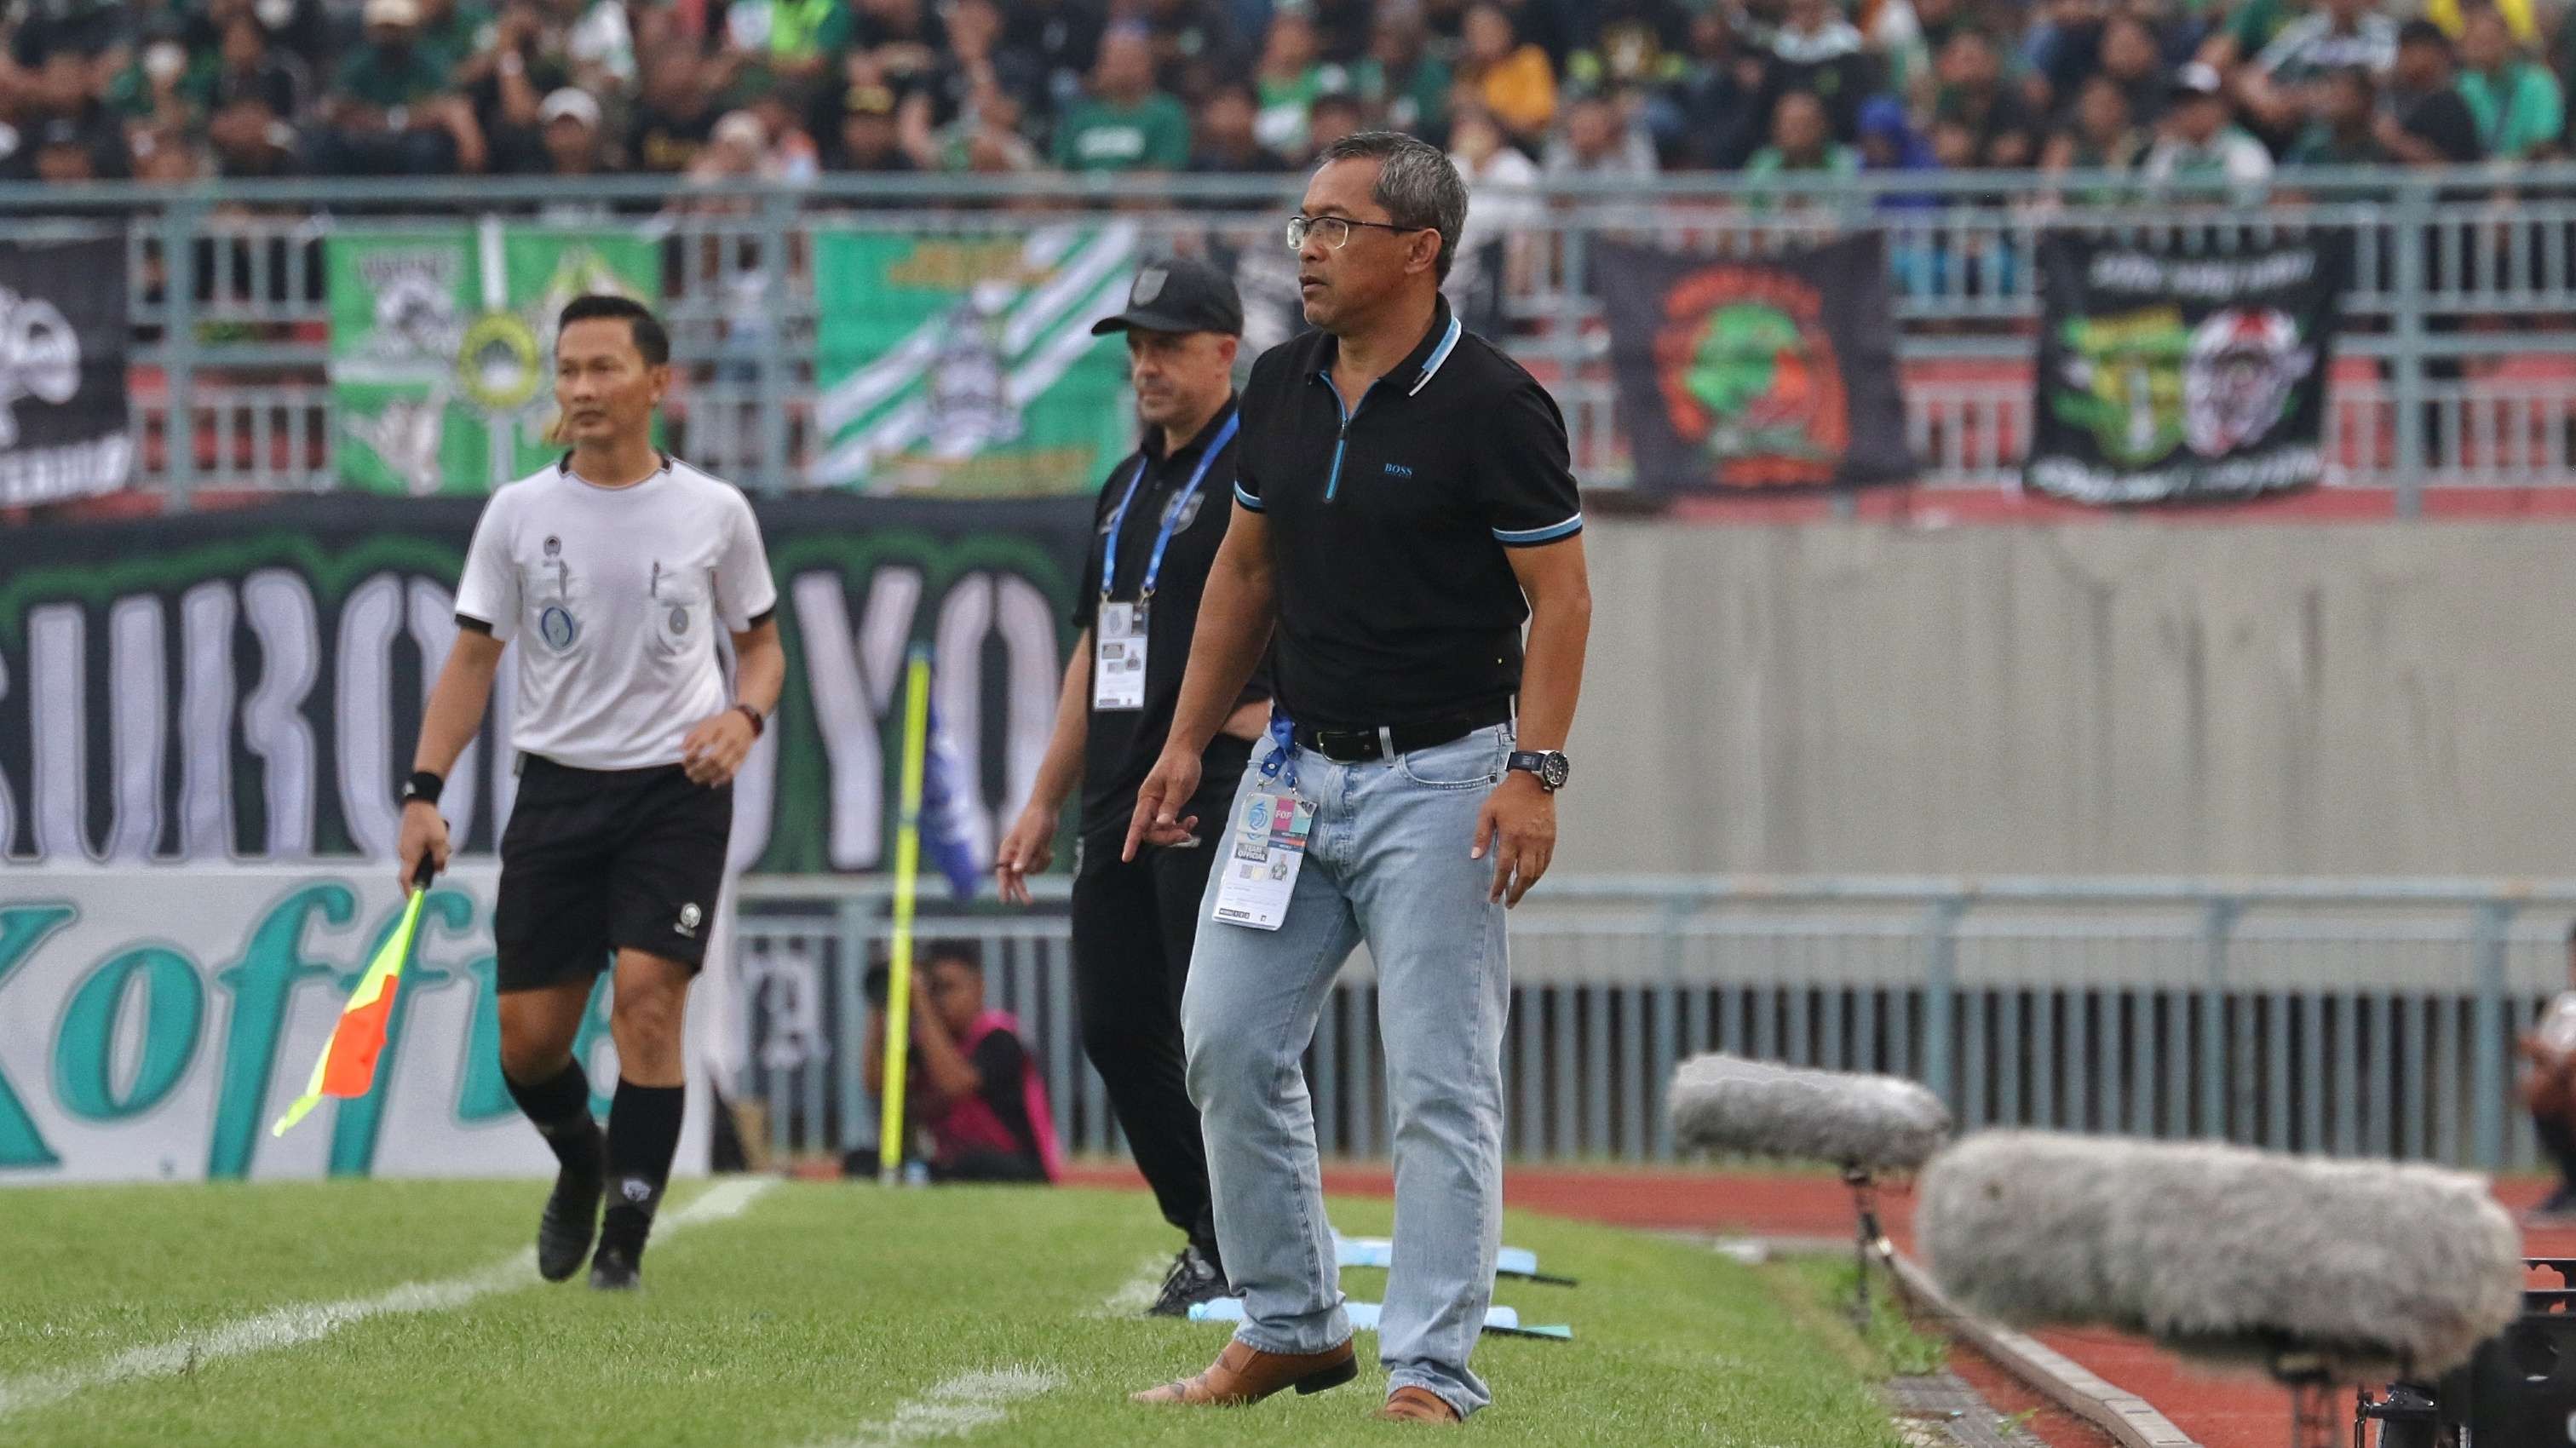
[1182,723,1514,1418]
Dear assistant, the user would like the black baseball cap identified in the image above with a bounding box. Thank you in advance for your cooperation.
[1090,256,1244,337]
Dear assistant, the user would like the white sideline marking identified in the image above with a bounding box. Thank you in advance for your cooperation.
[0,1176,777,1422]
[812,1366,1065,1448]
[1084,1253,1168,1319]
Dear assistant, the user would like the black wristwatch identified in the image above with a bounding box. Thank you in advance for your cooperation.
[1507,750,1571,793]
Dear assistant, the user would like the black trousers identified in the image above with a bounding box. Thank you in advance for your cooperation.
[1068,738,1249,1257]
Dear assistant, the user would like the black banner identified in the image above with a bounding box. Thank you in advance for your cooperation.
[0,238,130,508]
[2026,231,2350,506]
[0,493,1095,873]
[1597,233,1913,496]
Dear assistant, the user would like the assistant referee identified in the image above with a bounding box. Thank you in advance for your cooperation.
[397,294,783,1291]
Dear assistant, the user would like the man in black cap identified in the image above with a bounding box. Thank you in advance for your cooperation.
[995,256,1269,1316]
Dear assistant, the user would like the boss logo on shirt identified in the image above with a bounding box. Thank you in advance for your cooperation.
[1383,463,1414,478]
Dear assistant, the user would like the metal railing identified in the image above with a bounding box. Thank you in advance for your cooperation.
[730,872,2576,1173]
[19,167,2576,515]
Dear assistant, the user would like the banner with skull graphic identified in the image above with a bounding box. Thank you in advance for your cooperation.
[0,237,131,509]
[2027,231,2350,506]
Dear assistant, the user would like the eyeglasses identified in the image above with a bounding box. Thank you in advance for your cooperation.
[1285,214,1427,251]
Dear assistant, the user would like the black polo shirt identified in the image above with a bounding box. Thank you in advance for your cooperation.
[1071,397,1271,844]
[1233,296,1584,733]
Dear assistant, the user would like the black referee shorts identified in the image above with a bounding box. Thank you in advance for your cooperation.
[493,754,733,993]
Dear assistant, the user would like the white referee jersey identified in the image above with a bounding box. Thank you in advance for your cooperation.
[455,453,779,772]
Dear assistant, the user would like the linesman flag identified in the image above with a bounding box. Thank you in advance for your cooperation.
[270,859,437,1136]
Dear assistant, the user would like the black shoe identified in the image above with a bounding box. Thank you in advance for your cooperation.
[535,1138,605,1284]
[1147,1244,1236,1318]
[588,1243,641,1291]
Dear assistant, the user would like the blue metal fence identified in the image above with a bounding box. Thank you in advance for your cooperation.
[728,874,2576,1173]
[18,167,2576,514]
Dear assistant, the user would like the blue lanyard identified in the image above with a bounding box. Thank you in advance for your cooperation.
[1260,709,1300,790]
[1100,411,1240,604]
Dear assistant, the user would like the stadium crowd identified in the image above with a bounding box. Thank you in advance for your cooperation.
[0,0,2564,188]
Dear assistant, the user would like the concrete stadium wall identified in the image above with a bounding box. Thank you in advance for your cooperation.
[1562,520,2576,876]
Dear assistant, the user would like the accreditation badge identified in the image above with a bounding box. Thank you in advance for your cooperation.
[1211,790,1312,932]
[1092,602,1147,711]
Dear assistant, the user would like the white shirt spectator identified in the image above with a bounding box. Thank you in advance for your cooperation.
[1446,135,1542,323]
[566,0,635,89]
[1542,121,1659,181]
[2140,126,2275,187]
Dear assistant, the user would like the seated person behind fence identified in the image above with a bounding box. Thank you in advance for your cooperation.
[859,942,1061,1184]
[2518,922,2576,1223]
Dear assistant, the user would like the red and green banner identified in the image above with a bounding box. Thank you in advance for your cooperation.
[1597,233,1913,497]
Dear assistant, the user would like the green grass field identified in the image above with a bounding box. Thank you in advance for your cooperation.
[1,1178,1914,1448]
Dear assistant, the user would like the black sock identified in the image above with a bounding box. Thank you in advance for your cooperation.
[601,1079,685,1254]
[505,1060,600,1176]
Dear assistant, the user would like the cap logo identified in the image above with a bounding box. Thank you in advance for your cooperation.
[1131,267,1166,307]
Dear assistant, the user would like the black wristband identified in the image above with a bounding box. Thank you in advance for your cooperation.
[733,703,766,738]
[402,770,445,807]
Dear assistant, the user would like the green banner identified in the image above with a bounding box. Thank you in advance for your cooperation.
[0,494,1093,876]
[811,224,1139,497]
[327,222,660,496]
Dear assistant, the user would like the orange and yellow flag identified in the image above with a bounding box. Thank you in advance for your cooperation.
[269,876,433,1137]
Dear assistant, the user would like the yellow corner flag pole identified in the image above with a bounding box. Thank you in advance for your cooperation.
[271,858,436,1137]
[878,643,934,1186]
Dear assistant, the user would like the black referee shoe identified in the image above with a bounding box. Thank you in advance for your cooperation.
[1147,1244,1236,1318]
[588,1244,641,1291]
[535,1134,607,1283]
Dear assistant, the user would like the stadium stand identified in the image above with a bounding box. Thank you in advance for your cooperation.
[1,0,2562,187]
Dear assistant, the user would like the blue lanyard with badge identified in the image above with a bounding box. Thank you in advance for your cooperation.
[1094,411,1239,712]
[1212,711,1312,931]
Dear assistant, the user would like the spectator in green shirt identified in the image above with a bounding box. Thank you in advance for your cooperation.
[2212,0,2296,67]
[336,0,455,109]
[717,0,849,91]
[1744,89,1862,218]
[103,26,214,131]
[2456,3,2561,158]
[316,0,486,174]
[1253,9,1331,158]
[1050,26,1191,172]
[1745,89,1861,177]
[1357,1,1454,141]
[415,0,497,81]
[2284,64,2395,163]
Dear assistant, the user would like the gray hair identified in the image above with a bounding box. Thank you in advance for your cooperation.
[1315,130,1468,282]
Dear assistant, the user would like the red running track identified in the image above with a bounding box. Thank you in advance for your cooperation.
[1058,1160,2572,1448]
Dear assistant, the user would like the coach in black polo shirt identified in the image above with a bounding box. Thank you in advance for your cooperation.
[994,257,1269,1317]
[1126,133,1591,1423]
